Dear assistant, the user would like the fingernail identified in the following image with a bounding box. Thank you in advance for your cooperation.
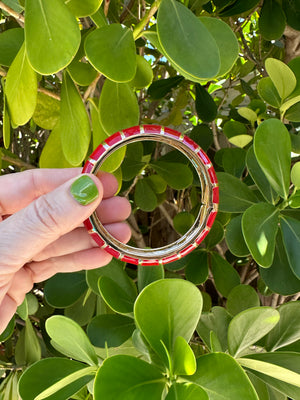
[70,175,99,205]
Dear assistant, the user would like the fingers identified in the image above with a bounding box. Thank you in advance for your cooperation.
[96,196,131,224]
[33,222,131,262]
[0,174,103,273]
[0,295,17,335]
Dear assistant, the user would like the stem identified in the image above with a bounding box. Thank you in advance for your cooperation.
[38,87,61,101]
[0,1,24,26]
[84,73,101,101]
[1,155,36,170]
[211,120,221,151]
[133,0,162,40]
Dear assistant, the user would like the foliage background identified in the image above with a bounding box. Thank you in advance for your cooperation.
[0,0,300,399]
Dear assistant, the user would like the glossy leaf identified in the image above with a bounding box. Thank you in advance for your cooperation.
[15,319,41,366]
[25,0,80,74]
[33,92,60,130]
[99,276,136,314]
[0,316,15,342]
[130,55,153,89]
[222,148,246,178]
[173,211,195,235]
[0,27,23,67]
[137,264,164,292]
[5,44,37,126]
[259,0,286,40]
[87,314,135,348]
[291,162,300,188]
[226,285,260,316]
[100,147,126,173]
[39,123,75,168]
[3,91,11,149]
[173,336,197,376]
[282,0,300,30]
[45,315,98,365]
[18,358,95,400]
[195,83,217,122]
[64,291,96,326]
[285,101,300,122]
[219,0,260,16]
[94,355,166,400]
[189,124,213,151]
[165,383,208,400]
[225,215,250,257]
[99,80,139,135]
[200,16,239,77]
[147,175,167,194]
[134,178,157,212]
[89,98,107,149]
[134,279,202,364]
[210,252,240,297]
[65,0,102,17]
[185,251,209,285]
[147,75,184,100]
[67,58,98,87]
[151,161,193,190]
[280,216,300,278]
[289,189,300,208]
[254,119,291,199]
[227,307,280,357]
[157,0,220,80]
[289,56,300,97]
[246,146,278,204]
[85,24,136,82]
[204,221,224,249]
[265,58,296,100]
[17,297,28,321]
[242,203,279,267]
[257,77,281,108]
[238,107,257,123]
[217,172,258,212]
[60,71,91,165]
[189,353,259,400]
[44,272,87,308]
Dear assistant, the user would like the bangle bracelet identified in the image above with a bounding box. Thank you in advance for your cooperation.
[82,125,218,266]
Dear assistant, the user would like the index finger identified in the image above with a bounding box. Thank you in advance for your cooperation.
[0,169,118,216]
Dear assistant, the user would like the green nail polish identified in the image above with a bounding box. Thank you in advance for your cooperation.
[70,175,99,205]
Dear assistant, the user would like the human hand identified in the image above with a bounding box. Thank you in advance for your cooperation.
[0,168,131,334]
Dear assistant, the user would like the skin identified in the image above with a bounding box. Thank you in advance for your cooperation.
[0,168,131,334]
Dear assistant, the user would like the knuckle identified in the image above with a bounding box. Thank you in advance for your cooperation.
[32,195,62,235]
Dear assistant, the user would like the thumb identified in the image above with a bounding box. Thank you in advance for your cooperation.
[0,174,103,271]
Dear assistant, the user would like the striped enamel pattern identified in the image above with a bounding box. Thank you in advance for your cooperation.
[82,125,219,266]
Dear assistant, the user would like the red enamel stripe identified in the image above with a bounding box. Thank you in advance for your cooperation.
[83,218,93,231]
[82,161,94,173]
[161,254,179,264]
[213,186,219,204]
[183,136,199,151]
[105,246,121,259]
[195,229,209,245]
[121,255,139,265]
[164,127,182,139]
[207,211,218,228]
[208,167,218,184]
[140,259,160,266]
[197,149,211,165]
[89,232,106,247]
[90,144,106,160]
[179,244,197,258]
[122,126,141,137]
[142,124,162,134]
[105,132,122,146]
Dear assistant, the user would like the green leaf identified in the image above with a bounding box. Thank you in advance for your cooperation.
[282,0,300,30]
[210,252,240,297]
[130,55,153,89]
[157,0,220,80]
[5,44,37,126]
[87,314,135,348]
[94,355,166,399]
[257,77,281,108]
[137,264,164,292]
[246,146,278,204]
[242,203,279,267]
[225,215,250,257]
[147,175,167,194]
[172,336,197,376]
[99,276,136,314]
[17,297,28,321]
[15,319,41,366]
[45,315,98,365]
[280,216,300,278]
[165,383,208,400]
[204,221,224,249]
[289,189,300,208]
[289,56,300,97]
[227,307,280,357]
[100,146,126,173]
[0,316,15,342]
[188,353,259,400]
[60,71,91,165]
[0,27,23,67]
[238,357,300,389]
[39,123,75,168]
[219,0,260,16]
[254,119,291,199]
[67,58,98,87]
[285,101,300,122]
[85,24,136,82]
[291,162,300,188]
[195,83,217,122]
[134,279,202,364]
[3,93,11,149]
[25,0,80,75]
[65,0,102,17]
[121,159,146,181]
[226,285,260,316]
[238,107,257,123]
[265,58,297,100]
[64,291,96,326]
[173,211,195,235]
[147,75,184,100]
[134,178,157,212]
[18,358,95,400]
[260,231,300,295]
[223,120,252,148]
[259,0,286,40]
[199,16,239,77]
[151,161,193,190]
[189,124,213,152]
[44,272,87,308]
[217,172,258,212]
[89,97,108,150]
[33,92,60,130]
[222,148,246,178]
[99,80,139,135]
[185,251,209,285]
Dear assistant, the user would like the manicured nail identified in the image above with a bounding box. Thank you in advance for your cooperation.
[70,175,99,205]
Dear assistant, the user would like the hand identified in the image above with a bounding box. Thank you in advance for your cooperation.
[0,168,131,334]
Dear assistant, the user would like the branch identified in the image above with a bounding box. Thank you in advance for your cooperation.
[0,1,24,26]
[83,73,101,101]
[133,0,162,40]
[38,87,60,101]
[211,120,221,151]
[1,155,36,170]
